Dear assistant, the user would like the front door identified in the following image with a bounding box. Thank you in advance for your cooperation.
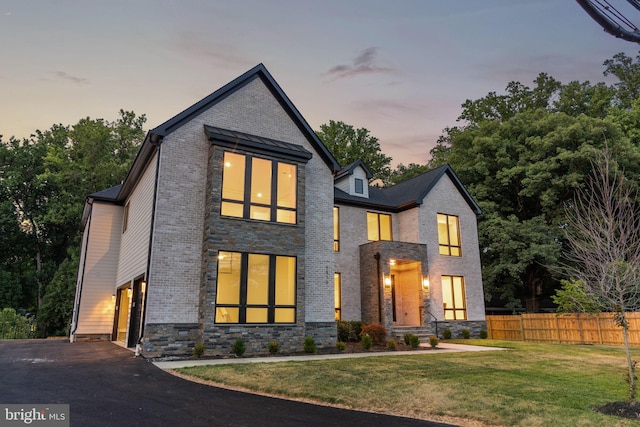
[390,260,422,326]
[127,278,146,348]
[112,285,131,342]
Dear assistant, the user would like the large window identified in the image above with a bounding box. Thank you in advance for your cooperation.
[442,275,466,320]
[221,152,297,224]
[334,273,342,320]
[333,207,340,251]
[438,213,461,256]
[367,212,392,241]
[215,251,296,324]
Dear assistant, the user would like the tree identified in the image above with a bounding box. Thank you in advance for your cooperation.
[316,120,391,183]
[558,149,640,403]
[386,163,430,186]
[604,52,640,109]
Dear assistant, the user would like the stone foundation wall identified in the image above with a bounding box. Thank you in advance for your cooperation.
[73,333,111,342]
[431,320,487,339]
[143,323,201,357]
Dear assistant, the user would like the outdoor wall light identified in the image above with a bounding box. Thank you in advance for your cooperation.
[112,294,116,302]
[422,278,430,290]
[141,281,146,293]
[384,276,392,288]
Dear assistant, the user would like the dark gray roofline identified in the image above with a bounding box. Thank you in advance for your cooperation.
[335,159,374,180]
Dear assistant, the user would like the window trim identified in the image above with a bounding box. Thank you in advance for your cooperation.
[221,152,297,224]
[442,275,467,320]
[122,202,130,233]
[354,178,364,194]
[437,213,462,256]
[334,273,342,321]
[215,251,297,324]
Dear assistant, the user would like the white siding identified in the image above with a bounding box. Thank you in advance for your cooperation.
[117,153,156,286]
[75,203,122,334]
[419,175,485,321]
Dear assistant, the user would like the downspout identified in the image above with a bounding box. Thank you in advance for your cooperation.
[70,199,93,341]
[136,134,163,356]
[374,252,382,323]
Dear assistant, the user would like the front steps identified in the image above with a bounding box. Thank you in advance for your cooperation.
[391,326,435,343]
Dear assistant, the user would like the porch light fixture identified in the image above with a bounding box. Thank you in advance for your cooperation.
[141,281,146,293]
[112,294,116,302]
[389,259,396,266]
[384,276,392,288]
[422,278,430,291]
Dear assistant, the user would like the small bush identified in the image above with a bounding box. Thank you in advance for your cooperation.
[462,328,471,339]
[303,336,317,354]
[193,343,206,358]
[360,323,387,346]
[267,340,280,354]
[336,341,346,352]
[409,334,420,348]
[361,334,373,350]
[231,338,246,357]
[480,329,488,339]
[403,333,412,345]
[337,320,350,342]
[443,329,452,340]
[349,321,364,341]
[387,338,397,350]
[429,335,439,348]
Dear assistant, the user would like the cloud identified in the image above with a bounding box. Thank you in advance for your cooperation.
[326,47,395,79]
[172,34,253,70]
[52,71,89,85]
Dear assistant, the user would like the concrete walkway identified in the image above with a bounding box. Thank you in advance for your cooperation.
[154,342,505,370]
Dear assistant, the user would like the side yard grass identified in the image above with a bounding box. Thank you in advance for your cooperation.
[175,340,640,426]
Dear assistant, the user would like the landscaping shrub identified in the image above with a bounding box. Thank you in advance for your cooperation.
[303,336,317,354]
[429,335,439,348]
[360,323,387,345]
[387,338,397,350]
[231,338,246,357]
[462,328,471,339]
[349,321,364,341]
[403,333,412,345]
[193,343,206,358]
[337,320,350,342]
[409,334,420,348]
[267,340,280,354]
[480,329,488,339]
[443,328,452,340]
[361,334,373,350]
[336,341,346,352]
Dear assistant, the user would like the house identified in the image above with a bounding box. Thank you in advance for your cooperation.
[70,64,485,357]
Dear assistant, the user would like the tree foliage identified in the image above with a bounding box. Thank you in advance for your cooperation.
[436,52,640,311]
[316,120,391,183]
[0,110,145,335]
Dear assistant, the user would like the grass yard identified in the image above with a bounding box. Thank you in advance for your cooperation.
[175,340,640,426]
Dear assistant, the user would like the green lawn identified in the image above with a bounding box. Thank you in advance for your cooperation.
[176,340,640,426]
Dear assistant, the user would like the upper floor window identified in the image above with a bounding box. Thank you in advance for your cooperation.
[354,178,364,194]
[442,275,467,320]
[367,212,392,241]
[215,251,296,324]
[221,152,297,224]
[333,207,340,251]
[438,213,461,256]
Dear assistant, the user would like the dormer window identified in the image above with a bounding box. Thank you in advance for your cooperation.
[354,178,364,194]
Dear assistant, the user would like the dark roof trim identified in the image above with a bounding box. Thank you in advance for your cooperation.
[149,63,340,172]
[335,160,373,180]
[205,125,312,163]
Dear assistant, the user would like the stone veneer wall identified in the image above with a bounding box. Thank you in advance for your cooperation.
[144,323,200,356]
[432,320,487,339]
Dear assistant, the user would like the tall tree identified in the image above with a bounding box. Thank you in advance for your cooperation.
[316,120,391,183]
[556,149,640,403]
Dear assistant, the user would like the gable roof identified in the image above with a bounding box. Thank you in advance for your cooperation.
[113,64,341,204]
[149,63,339,171]
[334,164,482,214]
[335,159,374,181]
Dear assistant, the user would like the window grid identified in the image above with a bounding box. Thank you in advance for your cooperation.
[215,251,296,324]
[334,273,342,321]
[367,212,392,241]
[438,213,461,256]
[442,275,467,320]
[333,207,340,252]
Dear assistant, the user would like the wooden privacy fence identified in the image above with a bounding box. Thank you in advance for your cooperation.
[486,313,640,346]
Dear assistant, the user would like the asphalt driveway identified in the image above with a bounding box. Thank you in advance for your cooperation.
[0,340,455,427]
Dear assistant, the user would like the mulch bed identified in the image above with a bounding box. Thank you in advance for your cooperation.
[596,401,640,420]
